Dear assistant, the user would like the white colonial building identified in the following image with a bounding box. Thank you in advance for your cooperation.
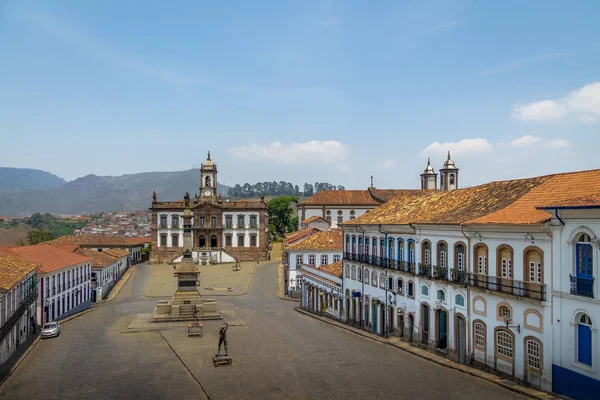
[0,251,39,366]
[301,261,343,319]
[337,162,600,394]
[286,230,342,293]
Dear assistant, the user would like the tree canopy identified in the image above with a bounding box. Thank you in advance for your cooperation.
[267,196,298,240]
[227,181,344,198]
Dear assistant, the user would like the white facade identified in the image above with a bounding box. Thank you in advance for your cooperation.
[0,270,37,365]
[298,206,374,229]
[38,261,92,326]
[301,264,343,319]
[91,255,128,302]
[287,250,342,292]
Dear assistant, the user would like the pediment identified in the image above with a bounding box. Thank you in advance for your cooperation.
[192,201,223,210]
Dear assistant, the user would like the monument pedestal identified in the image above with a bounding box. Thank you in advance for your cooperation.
[213,354,232,367]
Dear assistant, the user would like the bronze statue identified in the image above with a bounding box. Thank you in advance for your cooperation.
[217,322,228,356]
[184,191,190,207]
[152,191,157,202]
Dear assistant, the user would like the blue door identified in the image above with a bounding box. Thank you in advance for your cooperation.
[577,243,594,296]
[373,304,378,333]
[578,322,592,366]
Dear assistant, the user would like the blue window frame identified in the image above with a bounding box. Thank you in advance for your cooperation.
[578,313,592,366]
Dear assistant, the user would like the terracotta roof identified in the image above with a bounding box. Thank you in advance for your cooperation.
[319,260,343,278]
[283,227,320,245]
[536,194,600,209]
[103,249,130,258]
[9,244,92,274]
[287,229,343,251]
[298,188,428,206]
[50,235,140,246]
[49,243,80,253]
[126,237,152,244]
[0,252,40,293]
[74,248,126,269]
[343,169,600,226]
[151,199,267,210]
[301,216,329,225]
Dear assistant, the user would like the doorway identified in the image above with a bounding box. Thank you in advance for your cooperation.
[346,299,350,321]
[388,307,394,335]
[436,309,448,350]
[373,304,378,333]
[456,315,467,363]
[210,235,218,248]
[408,314,414,342]
[398,311,405,338]
[422,304,430,345]
[380,305,385,336]
[199,235,206,248]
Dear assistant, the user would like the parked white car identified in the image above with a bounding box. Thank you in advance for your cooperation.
[41,322,60,339]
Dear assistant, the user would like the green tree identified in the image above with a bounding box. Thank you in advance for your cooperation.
[27,229,54,245]
[142,243,152,255]
[267,196,297,240]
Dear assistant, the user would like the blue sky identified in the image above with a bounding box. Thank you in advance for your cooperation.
[1,0,599,189]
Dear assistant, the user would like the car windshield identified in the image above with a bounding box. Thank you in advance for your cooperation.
[43,323,57,329]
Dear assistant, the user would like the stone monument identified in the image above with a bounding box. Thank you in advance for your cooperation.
[152,249,221,322]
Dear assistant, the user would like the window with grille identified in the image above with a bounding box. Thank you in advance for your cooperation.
[351,266,356,280]
[308,255,316,265]
[296,254,303,266]
[333,254,340,262]
[397,279,403,293]
[527,339,541,370]
[372,272,377,287]
[345,265,350,278]
[358,268,362,282]
[364,269,370,284]
[474,323,485,347]
[478,256,487,274]
[502,259,513,278]
[497,330,513,358]
[529,261,541,282]
[457,246,465,270]
[500,305,511,319]
[321,255,328,265]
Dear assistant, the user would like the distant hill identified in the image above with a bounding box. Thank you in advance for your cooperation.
[0,167,66,193]
[0,169,230,216]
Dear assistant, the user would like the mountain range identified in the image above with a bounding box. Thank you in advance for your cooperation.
[0,167,230,216]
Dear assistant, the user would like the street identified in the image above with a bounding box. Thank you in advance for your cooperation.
[0,261,529,400]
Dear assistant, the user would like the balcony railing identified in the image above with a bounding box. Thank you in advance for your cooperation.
[0,288,37,341]
[343,253,416,275]
[570,275,594,298]
[450,269,467,284]
[433,266,448,281]
[467,273,546,301]
[417,264,432,278]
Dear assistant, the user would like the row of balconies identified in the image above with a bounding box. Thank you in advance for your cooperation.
[343,252,546,301]
[48,276,89,297]
[0,287,37,341]
[159,223,259,230]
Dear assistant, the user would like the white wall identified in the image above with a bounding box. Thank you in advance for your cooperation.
[298,206,375,229]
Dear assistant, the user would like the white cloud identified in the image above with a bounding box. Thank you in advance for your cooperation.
[376,160,398,169]
[432,21,459,32]
[510,135,542,147]
[227,140,349,166]
[545,139,571,149]
[511,100,567,121]
[511,82,600,123]
[420,138,493,158]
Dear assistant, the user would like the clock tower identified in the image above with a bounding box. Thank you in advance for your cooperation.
[200,151,218,199]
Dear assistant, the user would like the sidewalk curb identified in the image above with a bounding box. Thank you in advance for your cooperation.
[102,265,138,303]
[278,296,300,303]
[0,307,96,388]
[295,308,557,400]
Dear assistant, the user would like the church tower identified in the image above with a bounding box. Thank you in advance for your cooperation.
[439,151,459,192]
[200,151,218,199]
[420,158,438,190]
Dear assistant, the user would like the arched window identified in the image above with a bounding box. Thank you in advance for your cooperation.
[351,236,356,253]
[358,267,362,282]
[333,254,340,262]
[438,242,447,268]
[172,215,179,228]
[345,265,350,278]
[407,281,414,297]
[421,285,429,296]
[199,217,205,227]
[211,216,217,228]
[351,266,356,280]
[575,233,594,297]
[225,215,233,228]
[496,330,513,359]
[308,254,316,265]
[455,244,465,271]
[171,234,179,247]
[296,254,303,266]
[422,241,431,265]
[408,241,415,263]
[450,174,455,185]
[345,236,350,253]
[380,239,385,260]
[358,237,363,254]
[365,238,370,256]
[379,273,385,288]
[497,245,513,279]
[475,244,488,274]
[474,322,486,349]
[455,294,465,307]
[398,239,404,261]
[371,271,377,287]
[525,247,543,284]
[397,278,404,294]
[437,289,445,302]
[577,313,593,366]
[364,269,370,285]
[526,338,542,372]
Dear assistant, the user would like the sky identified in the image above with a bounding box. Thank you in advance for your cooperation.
[1,0,599,189]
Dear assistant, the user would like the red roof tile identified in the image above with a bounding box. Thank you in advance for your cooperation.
[287,229,343,251]
[0,252,40,292]
[10,244,92,274]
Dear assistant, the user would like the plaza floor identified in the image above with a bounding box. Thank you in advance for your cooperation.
[0,261,530,400]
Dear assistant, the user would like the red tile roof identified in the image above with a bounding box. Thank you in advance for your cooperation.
[320,260,343,278]
[283,228,321,245]
[10,244,92,274]
[298,188,429,206]
[0,252,40,292]
[74,248,127,269]
[287,229,343,251]
[51,235,143,246]
[301,216,329,225]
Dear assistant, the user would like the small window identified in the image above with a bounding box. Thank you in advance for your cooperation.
[397,278,403,294]
[238,235,244,247]
[211,216,217,228]
[337,216,343,223]
[237,215,245,227]
[308,255,316,265]
[321,255,329,265]
[500,305,511,320]
[437,290,445,302]
[160,235,167,246]
[250,215,257,228]
[388,276,393,290]
[421,285,429,296]
[364,269,370,284]
[326,216,332,222]
[379,273,385,288]
[350,210,355,215]
[296,254,303,266]
[250,235,257,247]
[171,234,179,247]
[326,210,331,215]
[527,339,541,371]
[408,282,414,297]
[497,330,513,358]
[337,210,343,215]
[199,217,205,227]
[225,235,232,246]
[351,266,356,280]
[455,294,465,307]
[333,254,341,262]
[358,268,363,282]
[345,265,350,278]
[371,272,377,287]
[474,323,485,348]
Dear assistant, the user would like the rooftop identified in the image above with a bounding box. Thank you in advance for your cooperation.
[287,229,343,251]
[51,234,145,246]
[298,188,429,207]
[319,260,343,278]
[283,227,321,245]
[301,216,329,225]
[0,252,40,293]
[74,248,128,269]
[8,244,92,274]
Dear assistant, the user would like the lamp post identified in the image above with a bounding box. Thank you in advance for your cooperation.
[44,299,49,325]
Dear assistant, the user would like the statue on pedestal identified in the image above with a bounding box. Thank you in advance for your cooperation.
[217,322,228,356]
[184,191,191,207]
[152,191,157,202]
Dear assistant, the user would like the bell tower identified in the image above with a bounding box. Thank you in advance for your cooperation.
[439,151,459,192]
[420,157,438,190]
[200,151,218,199]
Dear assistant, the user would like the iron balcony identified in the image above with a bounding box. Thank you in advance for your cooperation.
[467,273,546,301]
[570,275,594,298]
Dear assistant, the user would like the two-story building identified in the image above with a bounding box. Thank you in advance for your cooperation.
[150,152,269,263]
[72,248,129,302]
[301,260,343,320]
[0,251,39,367]
[50,235,149,265]
[339,167,600,393]
[285,229,342,294]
